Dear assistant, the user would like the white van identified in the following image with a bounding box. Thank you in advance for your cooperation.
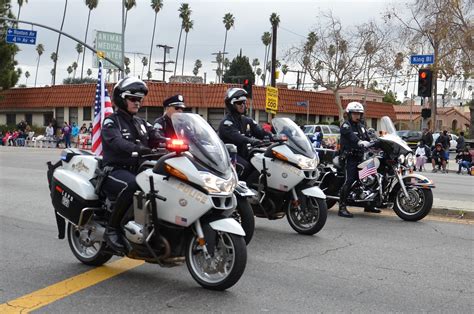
[303,124,340,149]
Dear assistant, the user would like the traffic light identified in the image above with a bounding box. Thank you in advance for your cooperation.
[421,108,431,118]
[243,79,253,99]
[417,69,433,97]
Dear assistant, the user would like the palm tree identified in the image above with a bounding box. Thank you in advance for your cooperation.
[75,43,83,72]
[281,64,288,82]
[174,3,191,76]
[81,0,98,79]
[256,68,262,85]
[261,32,271,86]
[269,13,280,86]
[24,71,30,86]
[72,62,78,79]
[302,31,317,90]
[252,58,260,73]
[221,13,235,81]
[124,0,137,31]
[50,52,58,84]
[52,0,68,85]
[34,44,44,87]
[193,59,202,76]
[67,66,73,77]
[87,68,92,77]
[148,0,164,78]
[181,18,194,75]
[141,56,148,79]
[16,0,28,26]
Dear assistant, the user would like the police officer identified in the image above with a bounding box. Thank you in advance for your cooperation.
[338,102,380,218]
[101,77,161,252]
[218,88,271,179]
[153,94,186,139]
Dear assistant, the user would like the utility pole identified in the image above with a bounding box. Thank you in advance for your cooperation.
[156,44,174,82]
[287,69,303,90]
[270,23,278,87]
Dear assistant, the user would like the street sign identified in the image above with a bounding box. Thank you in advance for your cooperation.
[93,31,123,69]
[265,86,278,114]
[5,28,37,45]
[410,54,434,65]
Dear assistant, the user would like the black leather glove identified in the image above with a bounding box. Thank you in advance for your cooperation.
[137,146,152,156]
[249,138,263,146]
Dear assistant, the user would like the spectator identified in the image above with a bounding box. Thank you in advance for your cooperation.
[414,140,431,171]
[456,131,465,153]
[456,148,472,175]
[8,130,20,146]
[71,122,79,147]
[422,127,433,148]
[51,118,58,137]
[431,143,447,173]
[87,122,93,134]
[435,130,450,161]
[62,122,72,148]
[0,131,4,146]
[311,125,323,149]
[45,123,54,138]
[3,130,11,145]
[79,123,87,134]
[17,120,27,133]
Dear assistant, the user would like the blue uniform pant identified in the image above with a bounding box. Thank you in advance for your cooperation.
[339,158,360,206]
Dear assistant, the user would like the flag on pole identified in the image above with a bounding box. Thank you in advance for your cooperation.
[358,159,377,180]
[91,61,113,156]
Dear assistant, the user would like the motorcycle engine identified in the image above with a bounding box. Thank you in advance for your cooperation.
[360,175,377,188]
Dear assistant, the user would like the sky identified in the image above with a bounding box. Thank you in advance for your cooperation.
[10,0,406,93]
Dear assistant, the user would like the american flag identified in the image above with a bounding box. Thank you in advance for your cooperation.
[91,60,113,156]
[358,159,377,180]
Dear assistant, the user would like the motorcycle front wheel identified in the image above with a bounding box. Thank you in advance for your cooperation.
[186,232,247,291]
[393,187,433,221]
[287,194,327,235]
[234,197,255,245]
[67,223,113,266]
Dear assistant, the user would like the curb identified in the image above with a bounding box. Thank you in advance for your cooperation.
[430,207,474,220]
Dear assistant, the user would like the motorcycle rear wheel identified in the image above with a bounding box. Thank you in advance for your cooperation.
[393,187,433,221]
[67,223,113,266]
[186,232,247,291]
[287,195,327,235]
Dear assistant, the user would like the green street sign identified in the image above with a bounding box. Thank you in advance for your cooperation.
[93,31,122,69]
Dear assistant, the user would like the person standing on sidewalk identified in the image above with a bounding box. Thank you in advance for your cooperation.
[456,131,466,153]
[62,122,71,148]
[422,128,433,148]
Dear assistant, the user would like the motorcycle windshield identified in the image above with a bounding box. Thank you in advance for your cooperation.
[272,117,315,158]
[379,116,412,153]
[172,113,232,176]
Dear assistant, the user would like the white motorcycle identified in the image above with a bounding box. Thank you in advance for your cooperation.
[243,117,328,235]
[47,113,247,291]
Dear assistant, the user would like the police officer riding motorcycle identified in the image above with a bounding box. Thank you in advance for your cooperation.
[101,77,161,252]
[337,102,381,218]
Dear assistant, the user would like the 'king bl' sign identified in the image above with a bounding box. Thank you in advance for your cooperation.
[410,54,434,65]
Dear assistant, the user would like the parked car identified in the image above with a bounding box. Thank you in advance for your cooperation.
[303,124,340,149]
[432,132,458,151]
[396,130,423,149]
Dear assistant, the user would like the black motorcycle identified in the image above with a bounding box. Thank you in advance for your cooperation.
[317,116,434,221]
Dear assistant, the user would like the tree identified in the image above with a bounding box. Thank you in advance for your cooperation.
[222,54,255,84]
[383,91,401,105]
[281,64,289,82]
[24,71,30,86]
[148,0,164,78]
[193,59,202,76]
[52,0,68,85]
[67,65,73,77]
[0,0,20,90]
[72,61,78,79]
[221,13,235,81]
[124,0,137,31]
[269,13,280,87]
[50,52,57,83]
[251,58,260,74]
[141,56,148,79]
[81,0,98,79]
[75,43,83,74]
[181,18,194,75]
[16,0,28,27]
[261,32,271,86]
[387,0,473,130]
[302,31,318,90]
[86,68,92,77]
[174,3,191,76]
[34,43,44,87]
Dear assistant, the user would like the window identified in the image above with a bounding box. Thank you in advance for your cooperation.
[69,107,78,124]
[25,113,32,126]
[371,118,377,130]
[322,126,331,134]
[6,113,16,125]
[258,110,268,124]
[329,125,340,134]
[43,113,53,126]
[83,107,92,121]
[56,108,64,125]
[207,108,225,130]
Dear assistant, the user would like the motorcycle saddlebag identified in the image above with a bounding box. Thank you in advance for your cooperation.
[50,169,100,226]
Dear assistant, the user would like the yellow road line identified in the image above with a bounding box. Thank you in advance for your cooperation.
[0,258,144,313]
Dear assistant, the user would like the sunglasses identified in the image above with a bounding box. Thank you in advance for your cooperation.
[234,101,246,106]
[126,96,143,103]
[171,106,184,111]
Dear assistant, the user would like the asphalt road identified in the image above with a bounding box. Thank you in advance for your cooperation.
[1,147,473,312]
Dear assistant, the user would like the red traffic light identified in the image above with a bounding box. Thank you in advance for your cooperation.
[243,79,249,85]
[420,72,427,79]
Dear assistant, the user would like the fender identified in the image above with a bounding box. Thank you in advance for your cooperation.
[400,173,435,189]
[209,218,246,236]
[301,186,326,199]
[234,181,256,197]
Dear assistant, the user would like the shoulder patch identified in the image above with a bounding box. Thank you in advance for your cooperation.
[154,123,163,130]
[342,123,350,129]
[252,119,258,125]
[223,120,233,126]
[103,118,114,127]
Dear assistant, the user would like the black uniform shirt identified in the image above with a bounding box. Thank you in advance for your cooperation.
[340,119,369,155]
[101,109,160,167]
[153,114,176,140]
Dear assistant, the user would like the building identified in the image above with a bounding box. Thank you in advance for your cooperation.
[0,83,395,131]
[319,86,385,103]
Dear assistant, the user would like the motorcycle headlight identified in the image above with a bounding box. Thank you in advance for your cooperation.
[397,154,405,164]
[200,172,236,194]
[406,153,415,167]
[295,155,317,169]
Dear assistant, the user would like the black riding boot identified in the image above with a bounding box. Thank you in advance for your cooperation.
[338,204,354,218]
[364,205,381,213]
[104,226,127,253]
[338,184,353,218]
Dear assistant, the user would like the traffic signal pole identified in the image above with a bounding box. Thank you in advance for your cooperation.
[1,17,124,72]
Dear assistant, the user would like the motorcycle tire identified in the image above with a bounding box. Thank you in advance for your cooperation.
[393,187,433,221]
[67,223,113,266]
[235,197,255,245]
[287,195,327,235]
[186,232,247,291]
